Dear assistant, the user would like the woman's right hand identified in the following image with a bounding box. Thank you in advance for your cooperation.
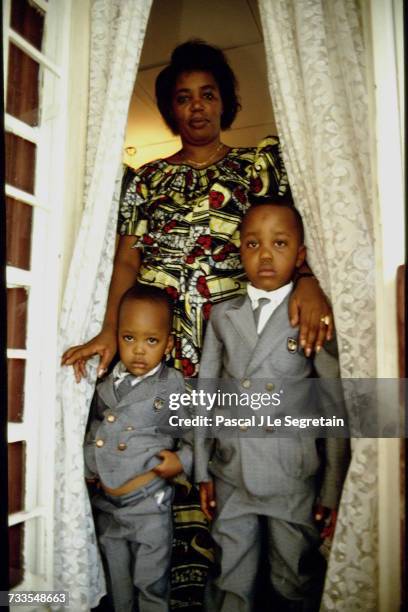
[61,326,117,383]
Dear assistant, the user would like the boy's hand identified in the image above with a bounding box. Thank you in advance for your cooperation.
[199,481,216,521]
[153,450,183,479]
[314,503,338,539]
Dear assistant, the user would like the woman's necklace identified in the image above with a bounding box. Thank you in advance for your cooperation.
[181,142,225,168]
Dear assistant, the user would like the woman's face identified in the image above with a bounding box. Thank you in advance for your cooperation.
[171,70,223,145]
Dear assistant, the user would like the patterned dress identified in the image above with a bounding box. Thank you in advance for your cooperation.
[118,136,289,379]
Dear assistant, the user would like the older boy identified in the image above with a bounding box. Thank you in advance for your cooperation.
[85,285,192,612]
[195,202,349,612]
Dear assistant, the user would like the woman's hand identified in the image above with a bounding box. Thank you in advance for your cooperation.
[61,236,142,383]
[153,450,183,479]
[61,325,117,383]
[289,277,333,356]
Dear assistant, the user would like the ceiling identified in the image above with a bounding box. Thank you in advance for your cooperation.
[124,0,276,169]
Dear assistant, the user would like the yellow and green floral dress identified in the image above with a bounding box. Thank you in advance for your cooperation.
[118,136,289,379]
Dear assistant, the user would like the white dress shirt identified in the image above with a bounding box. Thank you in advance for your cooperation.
[247,282,293,333]
[112,361,162,388]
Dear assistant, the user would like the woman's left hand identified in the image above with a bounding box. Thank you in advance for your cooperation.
[289,277,333,356]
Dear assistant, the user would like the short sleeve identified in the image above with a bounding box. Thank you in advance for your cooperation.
[249,135,291,198]
[117,165,149,238]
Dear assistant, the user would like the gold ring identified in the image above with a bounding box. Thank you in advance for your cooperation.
[320,315,331,326]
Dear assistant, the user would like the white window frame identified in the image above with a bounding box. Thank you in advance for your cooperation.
[4,0,72,599]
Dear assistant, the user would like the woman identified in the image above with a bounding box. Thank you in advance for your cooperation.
[63,40,333,610]
[63,40,332,382]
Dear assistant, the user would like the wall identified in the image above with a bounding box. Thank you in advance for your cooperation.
[362,0,405,609]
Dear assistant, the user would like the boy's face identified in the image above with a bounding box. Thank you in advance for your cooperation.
[118,299,173,377]
[240,205,306,291]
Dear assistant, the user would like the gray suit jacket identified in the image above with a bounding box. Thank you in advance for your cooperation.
[194,293,349,510]
[84,364,192,488]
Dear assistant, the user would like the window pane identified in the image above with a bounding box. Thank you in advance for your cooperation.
[7,288,28,350]
[8,359,25,422]
[10,0,45,51]
[9,523,24,588]
[6,197,32,270]
[8,442,26,514]
[7,43,40,126]
[5,132,36,194]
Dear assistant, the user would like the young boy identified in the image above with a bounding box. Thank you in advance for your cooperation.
[195,202,349,612]
[84,284,192,612]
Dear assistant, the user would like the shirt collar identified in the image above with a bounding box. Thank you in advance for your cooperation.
[112,361,162,387]
[247,281,293,310]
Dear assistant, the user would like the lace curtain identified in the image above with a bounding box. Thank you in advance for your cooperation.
[258,1,377,610]
[54,1,152,609]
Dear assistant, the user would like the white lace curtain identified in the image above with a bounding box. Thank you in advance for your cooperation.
[55,0,378,609]
[258,1,378,610]
[54,1,152,609]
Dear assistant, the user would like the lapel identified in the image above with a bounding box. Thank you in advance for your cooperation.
[225,295,258,354]
[246,294,291,376]
[96,374,118,409]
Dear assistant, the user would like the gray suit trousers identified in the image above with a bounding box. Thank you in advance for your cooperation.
[92,478,173,612]
[205,480,324,612]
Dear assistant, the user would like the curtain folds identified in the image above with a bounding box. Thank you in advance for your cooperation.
[54,1,152,608]
[258,1,377,610]
[54,0,378,608]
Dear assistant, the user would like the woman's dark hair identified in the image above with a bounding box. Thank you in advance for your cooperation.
[155,39,241,134]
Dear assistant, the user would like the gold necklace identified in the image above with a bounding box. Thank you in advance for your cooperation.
[181,143,225,168]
